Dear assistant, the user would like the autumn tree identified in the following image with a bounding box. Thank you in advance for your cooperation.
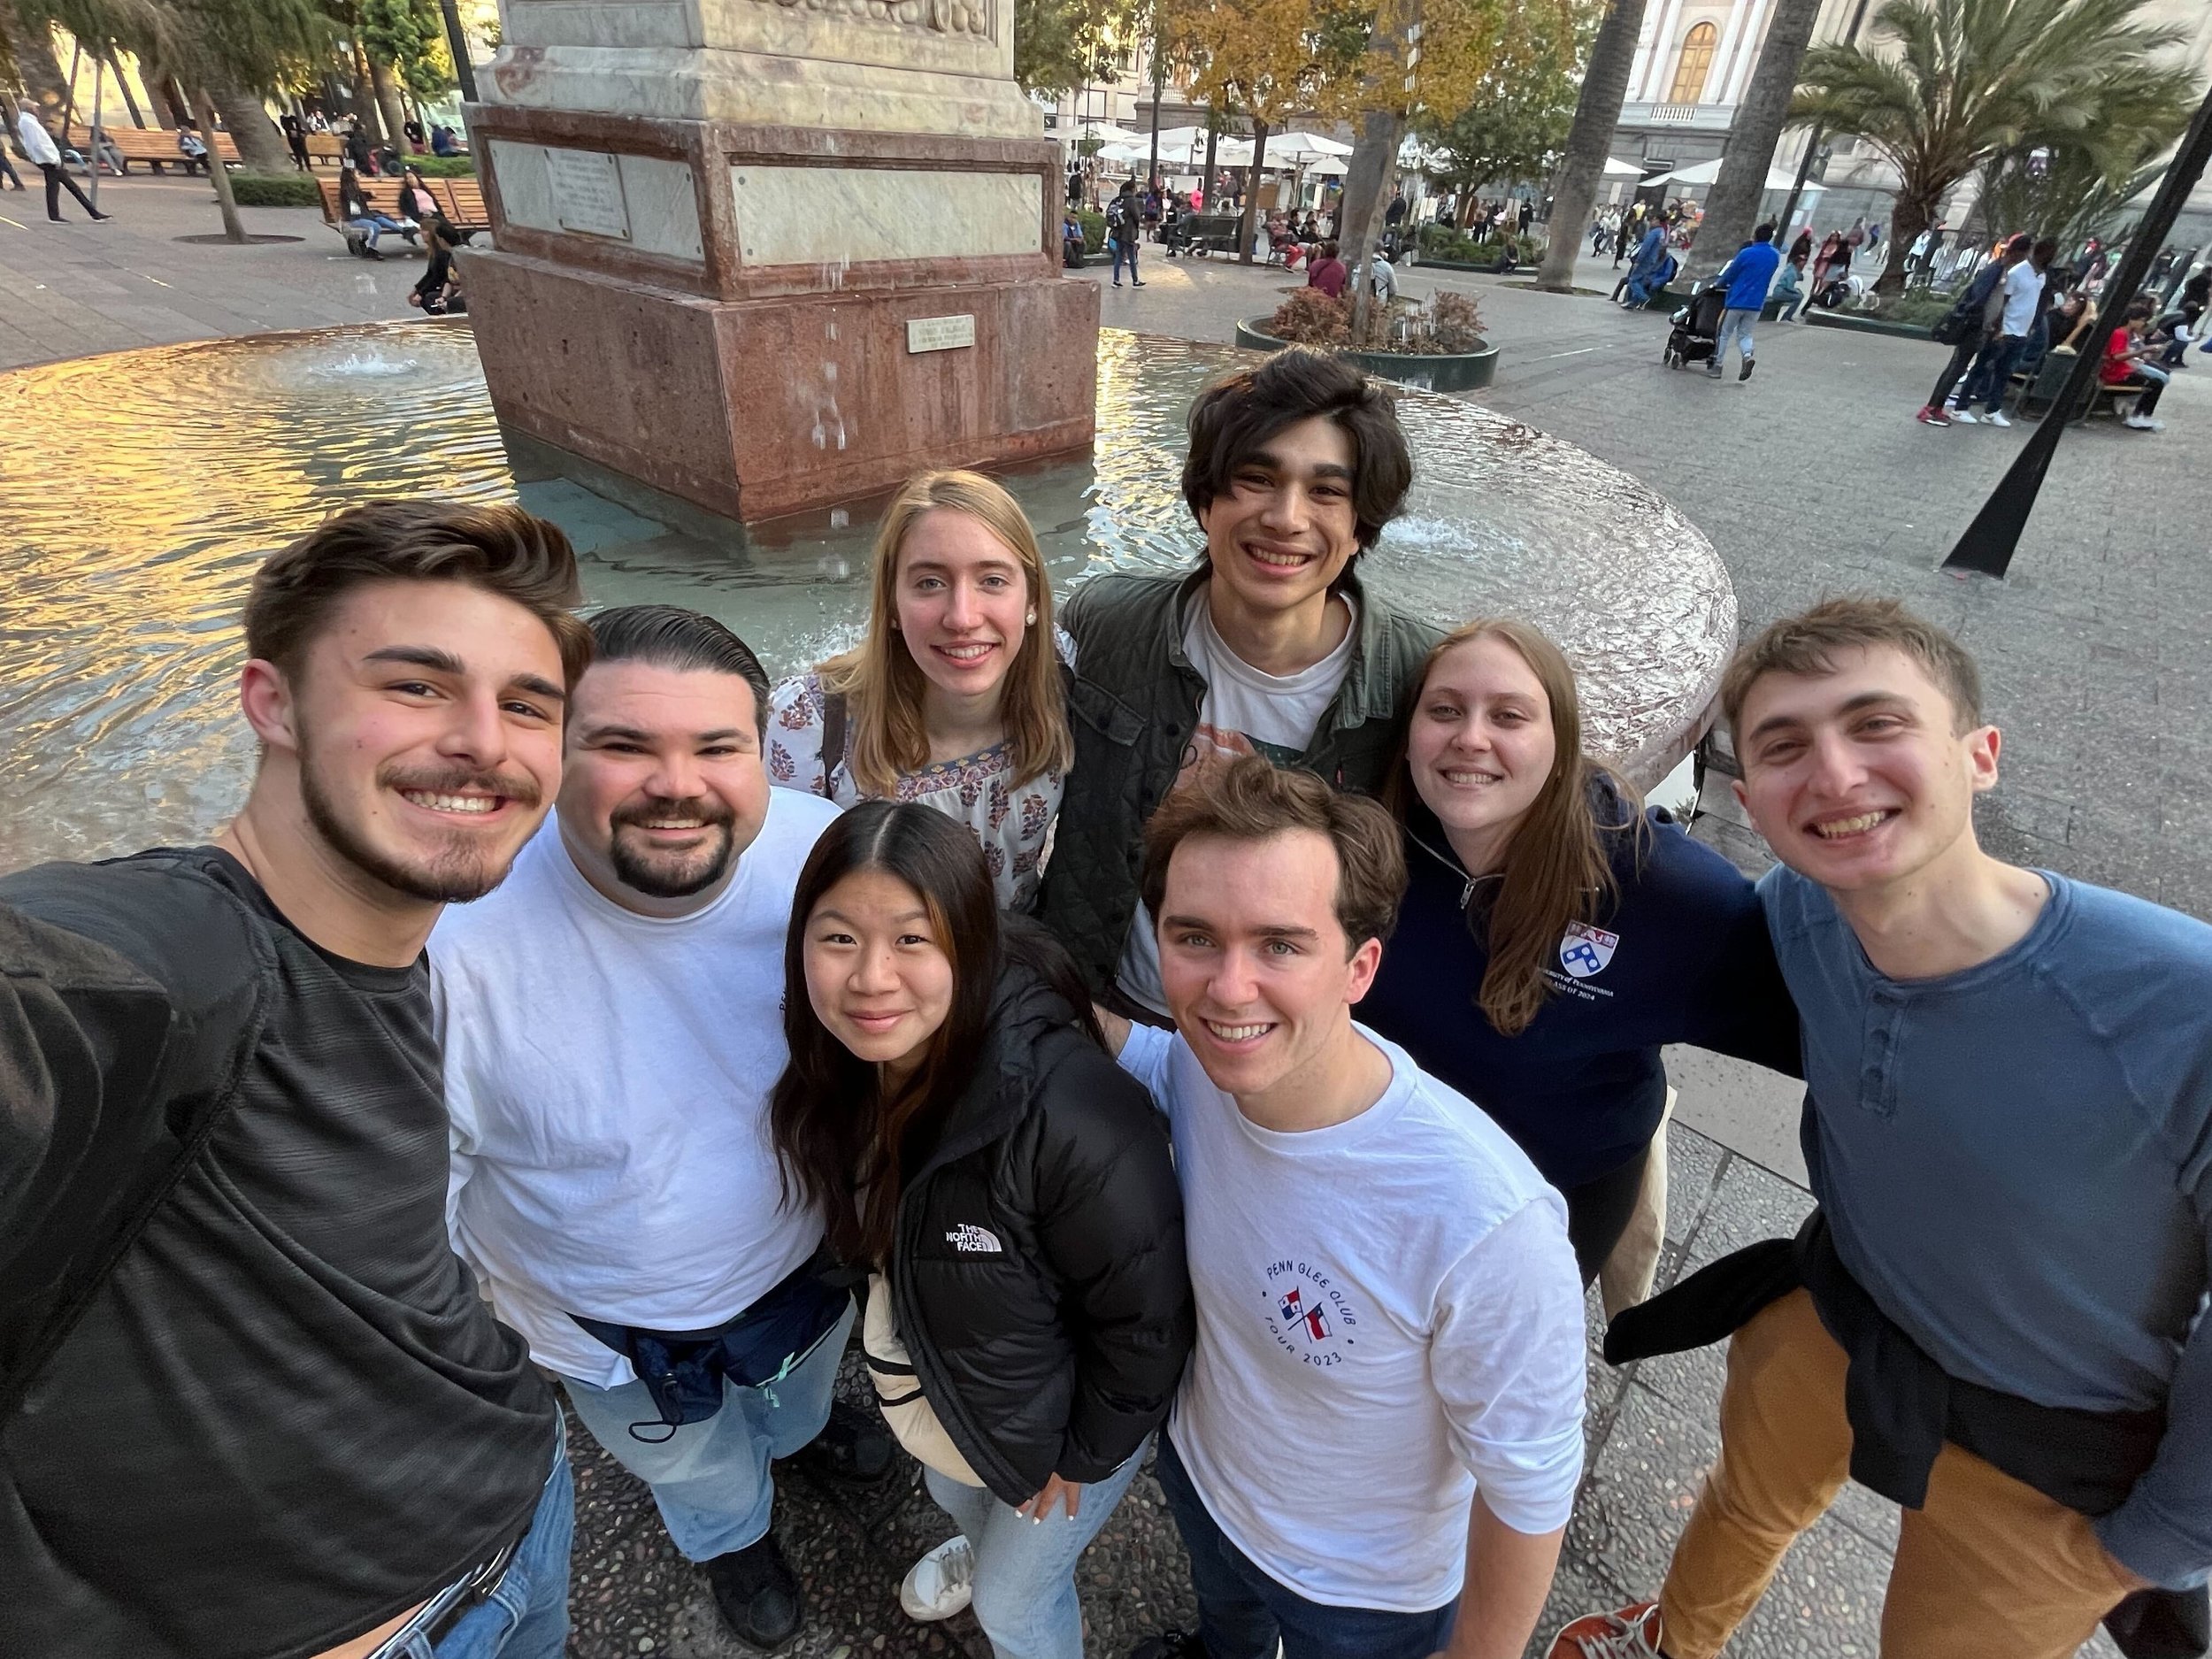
[1164,0,1353,262]
[1413,0,1595,202]
[1016,0,1143,97]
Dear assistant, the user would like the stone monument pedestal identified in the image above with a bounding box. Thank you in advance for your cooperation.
[465,1,1097,522]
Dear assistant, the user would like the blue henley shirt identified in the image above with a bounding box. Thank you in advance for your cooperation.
[1763,864,2212,1588]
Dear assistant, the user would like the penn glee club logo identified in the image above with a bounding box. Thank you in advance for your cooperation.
[1558,920,1619,979]
[1262,1260,1360,1368]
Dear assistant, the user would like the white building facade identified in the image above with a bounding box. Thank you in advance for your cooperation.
[1611,0,2212,244]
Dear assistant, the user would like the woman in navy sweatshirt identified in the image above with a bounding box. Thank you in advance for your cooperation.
[1363,621,1801,1283]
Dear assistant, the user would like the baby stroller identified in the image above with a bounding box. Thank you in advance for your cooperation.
[1663,283,1728,369]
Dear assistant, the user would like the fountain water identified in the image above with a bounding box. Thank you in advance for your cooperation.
[0,322,1734,872]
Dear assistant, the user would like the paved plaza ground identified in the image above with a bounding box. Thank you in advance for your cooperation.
[3,174,2195,1656]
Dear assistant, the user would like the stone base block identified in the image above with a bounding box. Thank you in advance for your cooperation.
[465,249,1100,522]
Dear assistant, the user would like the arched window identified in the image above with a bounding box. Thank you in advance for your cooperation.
[1668,21,1718,104]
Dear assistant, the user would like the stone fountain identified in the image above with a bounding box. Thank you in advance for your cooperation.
[461,0,1099,523]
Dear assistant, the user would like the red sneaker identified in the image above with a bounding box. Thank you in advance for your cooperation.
[1548,1600,1667,1659]
[1916,404,1951,426]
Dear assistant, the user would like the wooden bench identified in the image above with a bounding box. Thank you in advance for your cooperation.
[304,131,345,166]
[86,127,239,173]
[314,174,426,256]
[314,173,487,248]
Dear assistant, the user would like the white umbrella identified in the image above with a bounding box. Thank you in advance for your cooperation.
[1266,130,1355,162]
[1306,155,1350,177]
[1659,157,1822,193]
[1603,156,1645,177]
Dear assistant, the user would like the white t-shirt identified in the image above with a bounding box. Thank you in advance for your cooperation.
[433,788,843,1388]
[1116,1022,1586,1611]
[2001,259,2045,336]
[1115,593,1358,1013]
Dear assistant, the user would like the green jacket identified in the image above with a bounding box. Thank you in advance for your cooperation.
[1038,566,1442,995]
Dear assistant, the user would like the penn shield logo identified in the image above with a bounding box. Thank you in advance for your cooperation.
[946,1224,1003,1255]
[1559,921,1620,979]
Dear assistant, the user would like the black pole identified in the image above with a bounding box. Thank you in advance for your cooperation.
[438,0,480,103]
[1941,79,2212,579]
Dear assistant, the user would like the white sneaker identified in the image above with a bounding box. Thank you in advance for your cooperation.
[1951,409,1979,423]
[1984,409,2011,426]
[2124,415,2165,431]
[899,1534,974,1622]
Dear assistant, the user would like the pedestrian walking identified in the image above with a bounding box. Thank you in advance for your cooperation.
[1704,222,1782,381]
[1107,180,1145,288]
[280,110,312,172]
[15,104,109,222]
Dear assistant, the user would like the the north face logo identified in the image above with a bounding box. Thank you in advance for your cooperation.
[946,1224,1002,1255]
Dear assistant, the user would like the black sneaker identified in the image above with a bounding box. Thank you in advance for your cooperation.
[1128,1632,1206,1658]
[1740,357,1756,381]
[789,1399,895,1487]
[703,1533,803,1651]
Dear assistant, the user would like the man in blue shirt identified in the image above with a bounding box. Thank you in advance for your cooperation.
[1553,597,2209,1659]
[1705,222,1782,382]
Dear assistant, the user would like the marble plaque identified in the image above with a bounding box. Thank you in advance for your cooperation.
[547,147,632,240]
[907,313,976,352]
[730,165,1041,265]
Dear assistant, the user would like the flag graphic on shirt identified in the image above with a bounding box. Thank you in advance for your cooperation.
[1279,1286,1330,1342]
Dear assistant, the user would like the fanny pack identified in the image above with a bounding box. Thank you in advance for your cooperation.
[572,1247,849,1441]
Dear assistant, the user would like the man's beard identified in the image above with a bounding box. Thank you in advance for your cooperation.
[607,795,738,898]
[300,745,541,905]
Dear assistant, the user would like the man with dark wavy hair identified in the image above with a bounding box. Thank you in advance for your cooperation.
[0,502,587,1659]
[1038,346,1441,1020]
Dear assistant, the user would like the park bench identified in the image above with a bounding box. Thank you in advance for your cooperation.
[314,173,426,255]
[2015,348,2133,422]
[314,173,488,250]
[85,127,238,174]
[304,131,345,167]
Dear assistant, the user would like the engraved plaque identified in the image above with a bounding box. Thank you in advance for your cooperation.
[907,314,977,353]
[545,148,631,241]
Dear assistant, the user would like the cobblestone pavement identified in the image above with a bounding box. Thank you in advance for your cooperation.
[2,204,2178,1658]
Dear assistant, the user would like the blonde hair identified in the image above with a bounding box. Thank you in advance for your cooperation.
[1388,619,1642,1036]
[820,470,1072,798]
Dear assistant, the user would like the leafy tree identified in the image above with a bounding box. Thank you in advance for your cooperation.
[1536,0,1650,290]
[1791,0,2198,291]
[361,0,451,103]
[1414,0,1597,198]
[1016,0,1142,98]
[1164,0,1357,260]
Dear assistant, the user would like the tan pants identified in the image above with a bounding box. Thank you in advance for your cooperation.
[1659,1289,2136,1659]
[1599,1090,1674,1319]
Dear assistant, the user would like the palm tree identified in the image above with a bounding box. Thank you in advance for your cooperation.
[1791,0,2198,291]
[1536,0,1649,292]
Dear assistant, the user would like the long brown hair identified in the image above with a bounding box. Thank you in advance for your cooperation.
[1387,620,1642,1036]
[818,470,1073,796]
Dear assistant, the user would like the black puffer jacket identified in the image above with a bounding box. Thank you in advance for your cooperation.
[890,960,1193,1508]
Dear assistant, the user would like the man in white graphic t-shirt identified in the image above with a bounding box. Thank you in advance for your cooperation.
[435,606,892,1653]
[1036,347,1442,1016]
[1100,757,1586,1659]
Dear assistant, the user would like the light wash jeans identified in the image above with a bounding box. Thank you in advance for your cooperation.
[563,1300,854,1562]
[1713,307,1758,370]
[390,1420,574,1659]
[921,1436,1148,1659]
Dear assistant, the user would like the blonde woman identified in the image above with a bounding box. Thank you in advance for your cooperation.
[1363,620,1801,1283]
[767,471,1074,910]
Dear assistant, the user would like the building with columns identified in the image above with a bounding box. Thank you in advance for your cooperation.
[1612,0,2212,244]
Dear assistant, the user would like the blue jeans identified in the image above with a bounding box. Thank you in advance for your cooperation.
[921,1440,1147,1659]
[396,1421,574,1659]
[1156,1432,1455,1659]
[1111,236,1139,282]
[1969,332,2027,412]
[1712,307,1757,369]
[562,1300,852,1562]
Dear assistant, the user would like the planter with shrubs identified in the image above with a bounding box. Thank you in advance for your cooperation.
[1412,222,1547,273]
[1236,287,1499,393]
[227,172,322,208]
